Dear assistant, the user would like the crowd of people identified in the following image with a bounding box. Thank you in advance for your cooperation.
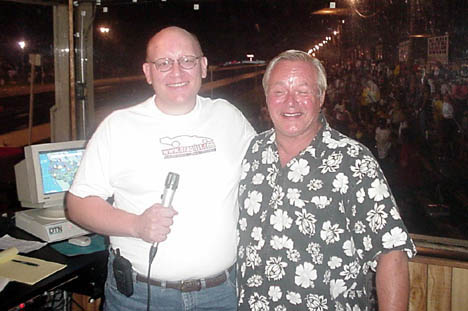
[321,59,467,164]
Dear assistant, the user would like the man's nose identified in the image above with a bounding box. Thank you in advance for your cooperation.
[285,91,297,107]
[169,61,183,76]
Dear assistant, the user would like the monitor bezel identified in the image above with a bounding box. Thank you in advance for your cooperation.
[21,140,86,208]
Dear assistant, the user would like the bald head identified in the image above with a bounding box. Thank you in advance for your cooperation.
[142,26,208,115]
[146,26,203,61]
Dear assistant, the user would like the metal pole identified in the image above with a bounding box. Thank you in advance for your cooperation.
[68,0,76,140]
[27,62,36,145]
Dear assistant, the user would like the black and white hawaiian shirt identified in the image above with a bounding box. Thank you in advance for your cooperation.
[237,115,416,311]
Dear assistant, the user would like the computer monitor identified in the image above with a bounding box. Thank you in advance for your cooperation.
[14,140,87,212]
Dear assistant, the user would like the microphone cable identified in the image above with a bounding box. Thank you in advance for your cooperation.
[146,243,158,311]
[146,172,179,311]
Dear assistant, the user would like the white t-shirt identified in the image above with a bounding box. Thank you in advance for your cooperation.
[70,95,255,280]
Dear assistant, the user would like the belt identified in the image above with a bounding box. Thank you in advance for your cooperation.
[136,265,233,292]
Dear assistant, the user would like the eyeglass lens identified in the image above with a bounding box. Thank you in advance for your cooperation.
[153,56,200,72]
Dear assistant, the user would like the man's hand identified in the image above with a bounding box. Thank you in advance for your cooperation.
[136,204,178,243]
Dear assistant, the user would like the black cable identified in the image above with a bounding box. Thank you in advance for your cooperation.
[146,243,158,311]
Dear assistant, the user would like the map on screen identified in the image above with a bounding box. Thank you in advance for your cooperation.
[39,148,85,195]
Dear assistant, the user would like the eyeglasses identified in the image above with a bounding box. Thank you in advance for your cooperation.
[147,55,203,72]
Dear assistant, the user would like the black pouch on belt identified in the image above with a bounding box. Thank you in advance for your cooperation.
[112,248,134,297]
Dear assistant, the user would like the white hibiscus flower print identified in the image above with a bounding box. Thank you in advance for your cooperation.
[356,188,365,203]
[390,206,402,220]
[311,195,332,209]
[320,221,344,244]
[248,292,269,311]
[269,185,284,209]
[267,166,279,188]
[265,257,287,280]
[351,156,378,180]
[270,209,293,232]
[305,294,328,311]
[245,190,263,216]
[363,235,372,251]
[239,218,247,231]
[334,301,345,311]
[319,151,343,173]
[382,227,408,248]
[304,145,316,158]
[287,249,301,262]
[252,160,260,171]
[307,179,324,191]
[328,256,342,269]
[287,188,306,208]
[368,179,390,202]
[306,242,324,265]
[251,140,260,153]
[295,262,317,288]
[347,144,360,157]
[268,286,282,302]
[324,270,331,284]
[270,235,294,250]
[295,209,317,237]
[246,245,262,268]
[364,156,379,178]
[274,306,287,311]
[343,238,356,257]
[323,134,347,149]
[260,210,267,223]
[332,172,349,194]
[251,227,263,241]
[339,201,345,214]
[366,203,388,233]
[261,146,277,164]
[247,274,263,287]
[350,159,366,180]
[288,158,310,182]
[340,261,361,280]
[241,160,251,180]
[286,291,302,305]
[354,221,366,234]
[252,173,265,185]
[239,286,245,304]
[239,184,246,196]
[330,279,347,299]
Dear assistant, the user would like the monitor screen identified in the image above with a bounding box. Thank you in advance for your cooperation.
[39,148,85,195]
[15,140,87,209]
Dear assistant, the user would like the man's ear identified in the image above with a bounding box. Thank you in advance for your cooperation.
[142,63,152,84]
[320,92,326,108]
[201,57,208,79]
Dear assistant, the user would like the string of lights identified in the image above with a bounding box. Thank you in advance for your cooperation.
[307,28,340,57]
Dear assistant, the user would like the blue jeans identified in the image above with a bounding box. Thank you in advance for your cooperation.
[104,250,237,311]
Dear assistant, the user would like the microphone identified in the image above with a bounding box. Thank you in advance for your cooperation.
[161,172,180,208]
[149,172,180,263]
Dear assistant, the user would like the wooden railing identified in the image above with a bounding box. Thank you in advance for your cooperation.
[409,234,468,311]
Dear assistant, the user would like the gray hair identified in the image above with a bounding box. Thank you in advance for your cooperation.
[262,50,327,97]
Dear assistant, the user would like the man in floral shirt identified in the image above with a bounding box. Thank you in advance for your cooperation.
[237,50,416,311]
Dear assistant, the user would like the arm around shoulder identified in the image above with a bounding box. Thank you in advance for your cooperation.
[375,250,410,311]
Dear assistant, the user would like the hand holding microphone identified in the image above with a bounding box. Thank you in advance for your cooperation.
[137,172,179,244]
[149,172,179,263]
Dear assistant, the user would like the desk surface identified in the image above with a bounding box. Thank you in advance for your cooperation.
[0,220,107,310]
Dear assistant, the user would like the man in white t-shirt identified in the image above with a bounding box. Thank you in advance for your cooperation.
[67,26,255,311]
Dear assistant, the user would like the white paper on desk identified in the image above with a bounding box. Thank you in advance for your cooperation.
[0,235,47,253]
[0,277,10,292]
